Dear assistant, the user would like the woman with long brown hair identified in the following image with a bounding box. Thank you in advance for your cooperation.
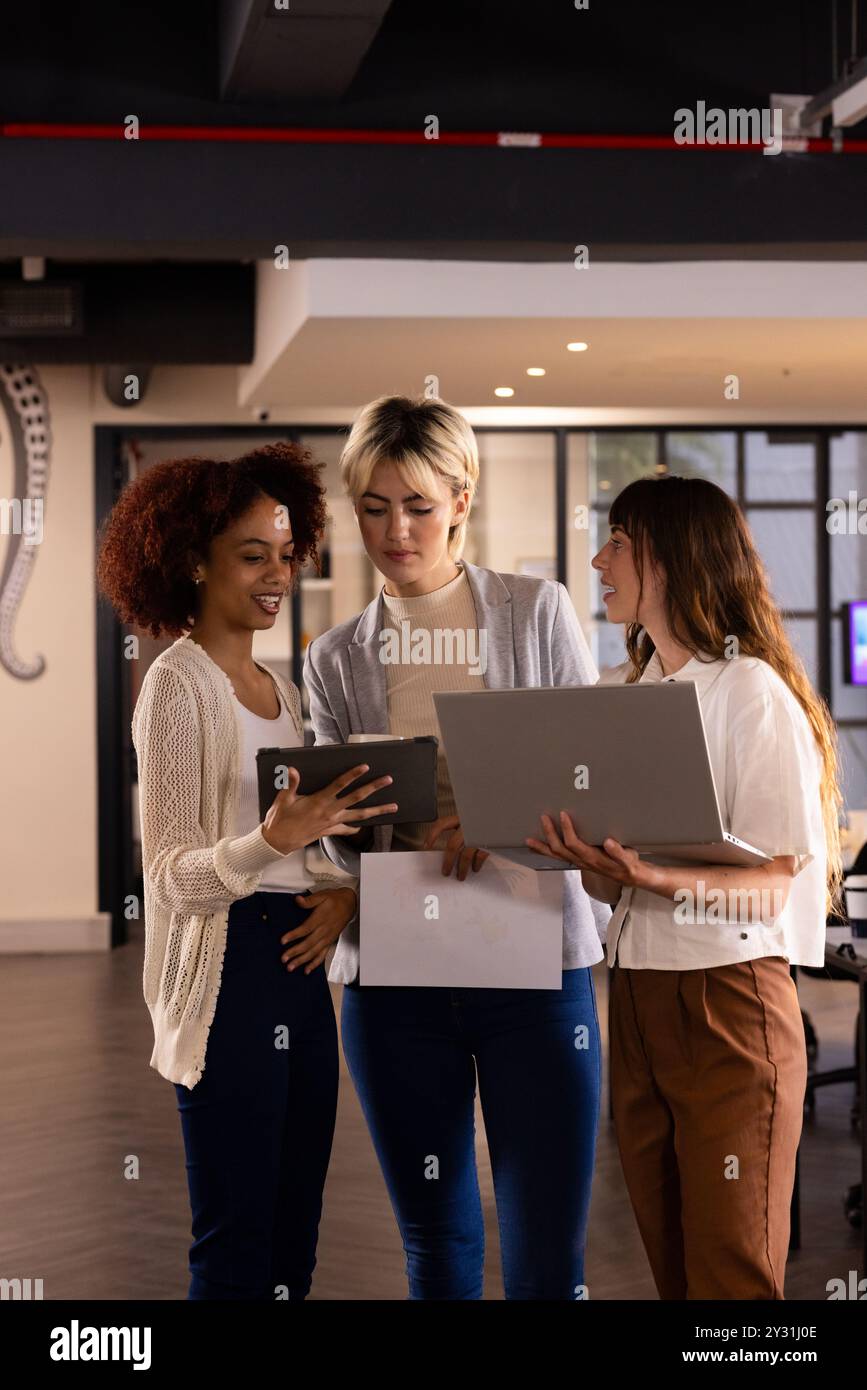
[527,474,842,1300]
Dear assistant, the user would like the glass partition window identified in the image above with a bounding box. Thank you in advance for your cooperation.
[744,433,815,501]
[666,432,737,495]
[744,510,817,611]
[467,432,556,578]
[589,432,659,502]
[830,432,867,610]
[586,433,656,674]
[584,431,741,675]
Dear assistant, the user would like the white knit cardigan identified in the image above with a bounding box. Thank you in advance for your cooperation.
[131,634,348,1089]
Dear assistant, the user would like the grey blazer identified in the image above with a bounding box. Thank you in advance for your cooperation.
[303,560,610,984]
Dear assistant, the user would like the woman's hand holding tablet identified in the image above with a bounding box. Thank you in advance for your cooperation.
[261,763,398,855]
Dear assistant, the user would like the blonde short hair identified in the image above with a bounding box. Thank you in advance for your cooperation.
[339,395,479,559]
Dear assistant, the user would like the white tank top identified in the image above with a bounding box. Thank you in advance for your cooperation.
[233,681,316,893]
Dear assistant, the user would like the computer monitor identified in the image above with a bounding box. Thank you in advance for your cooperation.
[842,601,867,687]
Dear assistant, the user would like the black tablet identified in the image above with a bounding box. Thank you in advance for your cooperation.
[255,737,438,826]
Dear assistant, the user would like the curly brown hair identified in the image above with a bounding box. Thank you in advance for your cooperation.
[96,441,328,638]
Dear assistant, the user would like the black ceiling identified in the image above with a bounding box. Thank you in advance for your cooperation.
[0,0,865,270]
[0,0,847,131]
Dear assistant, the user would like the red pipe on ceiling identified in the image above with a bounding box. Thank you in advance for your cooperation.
[0,122,864,152]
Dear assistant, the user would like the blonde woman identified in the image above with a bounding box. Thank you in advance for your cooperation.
[303,396,610,1300]
[527,475,842,1300]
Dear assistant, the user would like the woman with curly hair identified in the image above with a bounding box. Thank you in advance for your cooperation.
[527,475,843,1300]
[96,443,396,1301]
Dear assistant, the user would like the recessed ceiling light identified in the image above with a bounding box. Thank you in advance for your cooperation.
[494,386,515,397]
[526,366,546,376]
[567,341,589,352]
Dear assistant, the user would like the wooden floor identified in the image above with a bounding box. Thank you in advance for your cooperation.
[0,924,862,1300]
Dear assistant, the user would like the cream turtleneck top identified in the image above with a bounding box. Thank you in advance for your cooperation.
[380,566,486,851]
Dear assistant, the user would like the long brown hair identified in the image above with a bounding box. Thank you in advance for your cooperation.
[609,475,843,913]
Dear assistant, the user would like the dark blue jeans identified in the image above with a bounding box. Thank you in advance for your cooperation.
[341,967,602,1299]
[173,890,338,1301]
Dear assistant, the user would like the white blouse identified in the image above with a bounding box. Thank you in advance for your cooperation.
[233,684,315,894]
[597,649,828,969]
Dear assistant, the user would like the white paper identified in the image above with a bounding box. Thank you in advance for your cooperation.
[359,851,564,988]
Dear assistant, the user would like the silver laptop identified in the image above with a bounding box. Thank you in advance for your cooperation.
[433,685,772,869]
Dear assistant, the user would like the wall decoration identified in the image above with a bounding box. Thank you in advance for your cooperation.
[0,364,51,679]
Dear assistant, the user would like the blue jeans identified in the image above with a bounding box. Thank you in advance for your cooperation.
[173,890,338,1300]
[341,967,602,1299]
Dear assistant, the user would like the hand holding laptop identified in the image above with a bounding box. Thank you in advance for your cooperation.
[526,810,650,892]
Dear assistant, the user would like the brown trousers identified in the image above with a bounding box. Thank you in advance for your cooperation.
[609,956,807,1300]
